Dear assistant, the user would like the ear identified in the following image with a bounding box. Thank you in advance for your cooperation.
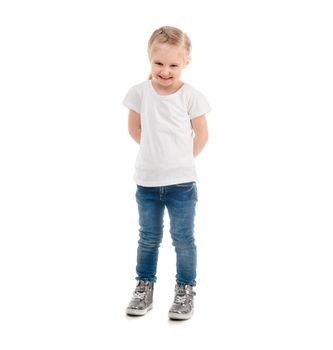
[184,56,191,68]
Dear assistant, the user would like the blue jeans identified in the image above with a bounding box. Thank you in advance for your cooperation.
[135,182,198,286]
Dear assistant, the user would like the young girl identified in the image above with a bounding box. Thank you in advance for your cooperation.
[123,26,210,320]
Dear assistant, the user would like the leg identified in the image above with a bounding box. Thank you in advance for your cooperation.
[166,182,197,286]
[135,185,165,283]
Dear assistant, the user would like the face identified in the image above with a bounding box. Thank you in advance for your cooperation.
[149,43,189,91]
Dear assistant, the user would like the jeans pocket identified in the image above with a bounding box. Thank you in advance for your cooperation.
[175,182,195,187]
[174,182,198,201]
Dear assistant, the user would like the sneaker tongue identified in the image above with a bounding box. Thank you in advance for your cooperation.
[137,281,150,291]
[176,286,186,295]
[177,284,186,290]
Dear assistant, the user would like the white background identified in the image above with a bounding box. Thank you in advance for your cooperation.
[0,0,332,349]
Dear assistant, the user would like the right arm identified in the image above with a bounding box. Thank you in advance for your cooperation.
[128,109,141,144]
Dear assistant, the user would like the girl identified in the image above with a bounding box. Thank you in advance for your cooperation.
[123,26,210,320]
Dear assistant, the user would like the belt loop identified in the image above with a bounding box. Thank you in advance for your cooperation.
[159,186,165,200]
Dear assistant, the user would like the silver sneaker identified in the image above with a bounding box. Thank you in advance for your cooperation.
[126,280,154,316]
[168,284,196,320]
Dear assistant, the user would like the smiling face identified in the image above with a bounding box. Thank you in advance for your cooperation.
[149,43,190,93]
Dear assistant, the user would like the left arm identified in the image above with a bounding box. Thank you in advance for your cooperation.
[191,115,209,158]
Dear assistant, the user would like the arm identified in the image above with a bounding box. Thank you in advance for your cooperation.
[191,115,209,158]
[128,109,141,144]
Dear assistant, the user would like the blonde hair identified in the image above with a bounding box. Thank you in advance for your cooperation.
[147,26,192,80]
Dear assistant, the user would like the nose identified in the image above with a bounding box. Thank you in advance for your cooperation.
[160,67,170,76]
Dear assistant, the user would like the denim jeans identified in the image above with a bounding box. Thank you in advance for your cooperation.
[135,182,198,286]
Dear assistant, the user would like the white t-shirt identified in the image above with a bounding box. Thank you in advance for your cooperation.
[123,80,211,187]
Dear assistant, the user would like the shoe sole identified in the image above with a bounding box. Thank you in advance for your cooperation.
[168,310,193,320]
[126,304,153,316]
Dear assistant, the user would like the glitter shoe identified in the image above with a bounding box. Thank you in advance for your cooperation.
[126,280,154,316]
[168,284,196,320]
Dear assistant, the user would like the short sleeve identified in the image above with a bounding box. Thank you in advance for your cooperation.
[187,89,211,119]
[122,85,141,113]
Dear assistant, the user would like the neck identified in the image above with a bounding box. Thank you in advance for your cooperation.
[151,80,184,96]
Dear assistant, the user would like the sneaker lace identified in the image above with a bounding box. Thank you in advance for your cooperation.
[174,286,195,304]
[175,293,187,304]
[132,282,150,300]
[133,290,146,300]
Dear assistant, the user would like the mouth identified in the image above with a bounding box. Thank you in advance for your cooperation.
[158,75,172,81]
